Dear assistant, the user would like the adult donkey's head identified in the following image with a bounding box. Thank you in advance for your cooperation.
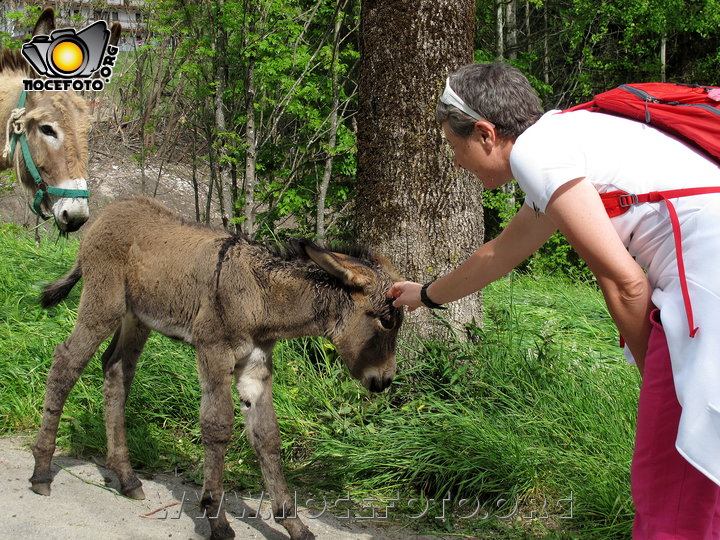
[0,8,120,232]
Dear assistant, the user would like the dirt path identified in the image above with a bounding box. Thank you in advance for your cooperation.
[0,436,458,540]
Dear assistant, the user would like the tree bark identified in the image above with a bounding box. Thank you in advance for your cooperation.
[242,59,258,237]
[356,0,483,341]
[495,0,505,58]
[543,3,550,85]
[212,0,230,229]
[316,0,345,242]
[660,33,667,83]
[525,1,531,55]
[191,122,201,222]
[506,0,517,60]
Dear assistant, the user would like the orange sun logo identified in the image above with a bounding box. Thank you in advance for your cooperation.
[51,41,84,73]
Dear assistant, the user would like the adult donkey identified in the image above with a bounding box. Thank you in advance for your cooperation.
[0,8,120,232]
[31,196,404,540]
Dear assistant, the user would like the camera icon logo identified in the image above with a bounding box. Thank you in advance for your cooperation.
[22,20,110,79]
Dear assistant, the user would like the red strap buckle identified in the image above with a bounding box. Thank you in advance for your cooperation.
[618,192,639,208]
[602,185,720,339]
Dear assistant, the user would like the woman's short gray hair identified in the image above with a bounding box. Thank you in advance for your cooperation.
[436,62,543,140]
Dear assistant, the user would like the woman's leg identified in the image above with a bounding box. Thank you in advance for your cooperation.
[632,309,720,539]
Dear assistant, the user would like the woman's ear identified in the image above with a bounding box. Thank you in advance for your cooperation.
[473,120,497,147]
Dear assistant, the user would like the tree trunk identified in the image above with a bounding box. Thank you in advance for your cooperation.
[191,122,200,222]
[242,59,258,237]
[213,1,230,229]
[543,3,550,85]
[506,0,517,60]
[202,116,218,225]
[316,0,344,242]
[356,0,483,341]
[525,1,531,54]
[205,131,216,224]
[660,33,667,83]
[495,0,505,58]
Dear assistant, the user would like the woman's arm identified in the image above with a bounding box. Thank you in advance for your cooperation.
[389,176,652,372]
[389,202,556,309]
[543,178,653,372]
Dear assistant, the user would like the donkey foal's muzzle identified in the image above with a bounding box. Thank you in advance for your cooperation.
[363,372,394,393]
[368,376,393,393]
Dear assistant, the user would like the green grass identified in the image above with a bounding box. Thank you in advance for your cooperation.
[0,223,640,538]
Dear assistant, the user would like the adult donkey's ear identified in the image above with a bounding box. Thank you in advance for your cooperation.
[32,8,56,37]
[109,22,122,46]
[294,239,373,290]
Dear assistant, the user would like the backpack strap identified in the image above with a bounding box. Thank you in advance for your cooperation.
[600,187,720,217]
[600,187,720,337]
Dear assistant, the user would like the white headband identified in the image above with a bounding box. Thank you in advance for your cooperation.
[439,77,482,122]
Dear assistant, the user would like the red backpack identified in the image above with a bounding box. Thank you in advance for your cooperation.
[565,82,720,165]
[566,83,720,339]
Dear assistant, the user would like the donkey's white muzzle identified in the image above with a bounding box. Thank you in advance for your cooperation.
[52,178,90,232]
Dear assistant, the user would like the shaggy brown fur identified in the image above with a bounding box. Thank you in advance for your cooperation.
[30,196,404,540]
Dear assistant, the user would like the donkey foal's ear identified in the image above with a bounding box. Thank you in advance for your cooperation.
[297,240,373,290]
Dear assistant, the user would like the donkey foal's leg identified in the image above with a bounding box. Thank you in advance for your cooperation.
[198,345,236,540]
[238,348,315,540]
[31,318,120,495]
[102,313,150,499]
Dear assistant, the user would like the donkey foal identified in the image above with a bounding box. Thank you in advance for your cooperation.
[30,196,404,540]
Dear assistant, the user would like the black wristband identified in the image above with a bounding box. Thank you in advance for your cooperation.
[420,281,447,310]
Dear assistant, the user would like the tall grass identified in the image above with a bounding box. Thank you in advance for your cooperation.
[0,223,639,538]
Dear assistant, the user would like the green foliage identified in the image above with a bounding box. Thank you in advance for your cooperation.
[0,31,18,50]
[482,184,591,280]
[0,170,17,195]
[0,7,42,49]
[482,183,522,239]
[475,0,720,109]
[2,227,637,538]
[528,232,593,281]
[127,0,360,238]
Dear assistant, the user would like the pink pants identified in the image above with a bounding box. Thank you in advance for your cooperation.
[632,309,720,539]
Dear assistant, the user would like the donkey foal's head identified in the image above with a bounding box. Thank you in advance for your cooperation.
[297,240,404,392]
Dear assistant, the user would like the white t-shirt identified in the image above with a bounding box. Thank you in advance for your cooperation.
[511,110,720,273]
[510,109,720,486]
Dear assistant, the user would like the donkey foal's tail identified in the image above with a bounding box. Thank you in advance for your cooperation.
[41,264,82,308]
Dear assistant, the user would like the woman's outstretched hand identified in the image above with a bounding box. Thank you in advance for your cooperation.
[387,281,423,312]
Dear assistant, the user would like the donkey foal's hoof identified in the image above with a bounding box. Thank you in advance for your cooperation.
[30,482,52,496]
[285,522,315,540]
[209,524,235,540]
[122,485,146,500]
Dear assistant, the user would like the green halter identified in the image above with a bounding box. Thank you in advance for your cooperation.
[7,90,90,220]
